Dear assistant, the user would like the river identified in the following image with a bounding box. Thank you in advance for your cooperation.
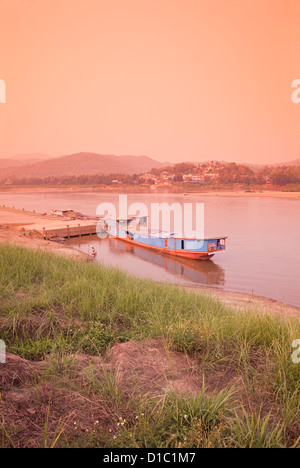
[1,190,299,307]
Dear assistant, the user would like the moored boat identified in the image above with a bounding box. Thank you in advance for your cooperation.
[101,216,227,261]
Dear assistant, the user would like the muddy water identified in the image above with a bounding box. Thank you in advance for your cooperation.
[1,190,299,307]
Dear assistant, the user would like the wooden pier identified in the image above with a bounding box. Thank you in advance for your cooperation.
[29,220,99,239]
[0,206,99,239]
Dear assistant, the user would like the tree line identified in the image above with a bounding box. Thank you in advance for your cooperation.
[1,163,299,187]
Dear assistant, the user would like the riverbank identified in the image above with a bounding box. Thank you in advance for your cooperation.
[184,286,300,320]
[192,190,300,199]
[1,186,300,199]
[0,224,88,261]
[0,243,299,448]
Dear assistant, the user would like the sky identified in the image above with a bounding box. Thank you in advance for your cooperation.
[0,0,299,164]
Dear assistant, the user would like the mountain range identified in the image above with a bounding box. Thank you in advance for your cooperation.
[0,152,166,178]
[0,152,299,179]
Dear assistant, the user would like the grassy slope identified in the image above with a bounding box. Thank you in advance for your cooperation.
[0,245,299,448]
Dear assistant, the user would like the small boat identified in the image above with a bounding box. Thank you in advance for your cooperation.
[101,216,227,261]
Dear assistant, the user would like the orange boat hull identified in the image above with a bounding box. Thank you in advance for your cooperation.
[112,235,216,260]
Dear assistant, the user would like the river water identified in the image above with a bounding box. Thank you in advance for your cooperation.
[1,190,300,307]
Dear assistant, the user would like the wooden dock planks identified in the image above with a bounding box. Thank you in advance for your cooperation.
[0,206,99,239]
[32,221,98,239]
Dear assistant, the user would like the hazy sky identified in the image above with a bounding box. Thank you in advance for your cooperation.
[0,0,299,164]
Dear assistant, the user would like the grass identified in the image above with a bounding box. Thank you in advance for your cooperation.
[0,244,299,448]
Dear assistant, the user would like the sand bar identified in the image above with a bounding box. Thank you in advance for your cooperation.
[190,191,300,199]
[1,188,300,199]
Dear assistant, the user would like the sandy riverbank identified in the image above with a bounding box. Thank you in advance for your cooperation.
[1,187,300,199]
[192,190,300,199]
[183,285,300,319]
[0,207,89,261]
[0,206,299,320]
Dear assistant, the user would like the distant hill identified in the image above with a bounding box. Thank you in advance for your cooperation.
[0,152,166,178]
[241,159,300,172]
[0,157,55,170]
[0,153,56,171]
[273,158,300,167]
[0,159,25,170]
[4,153,55,162]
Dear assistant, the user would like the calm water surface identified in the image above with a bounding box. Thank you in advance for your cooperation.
[1,191,300,307]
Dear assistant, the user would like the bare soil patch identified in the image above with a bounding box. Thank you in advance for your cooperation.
[0,339,276,447]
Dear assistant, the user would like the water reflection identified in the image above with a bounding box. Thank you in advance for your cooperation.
[67,235,225,287]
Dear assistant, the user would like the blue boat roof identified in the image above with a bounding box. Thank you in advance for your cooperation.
[104,217,227,240]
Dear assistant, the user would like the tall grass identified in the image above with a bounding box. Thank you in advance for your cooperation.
[0,244,299,447]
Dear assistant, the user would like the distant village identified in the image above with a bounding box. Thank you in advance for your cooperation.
[140,161,255,186]
[109,161,300,189]
[1,160,300,189]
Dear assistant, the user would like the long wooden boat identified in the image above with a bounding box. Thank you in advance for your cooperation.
[101,216,227,261]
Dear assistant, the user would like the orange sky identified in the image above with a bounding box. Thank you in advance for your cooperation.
[0,0,299,164]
